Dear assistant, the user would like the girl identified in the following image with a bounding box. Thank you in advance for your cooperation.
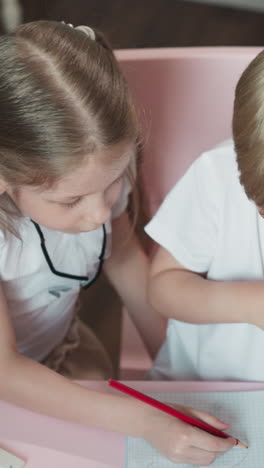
[0,20,235,465]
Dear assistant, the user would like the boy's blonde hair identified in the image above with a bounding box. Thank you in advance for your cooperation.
[233,50,264,208]
[0,20,139,233]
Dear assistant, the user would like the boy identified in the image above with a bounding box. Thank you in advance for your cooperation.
[146,49,264,381]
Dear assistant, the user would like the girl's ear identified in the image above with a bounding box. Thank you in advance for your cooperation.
[0,179,8,194]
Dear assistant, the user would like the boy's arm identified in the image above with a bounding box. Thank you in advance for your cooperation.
[149,246,264,328]
[103,211,166,359]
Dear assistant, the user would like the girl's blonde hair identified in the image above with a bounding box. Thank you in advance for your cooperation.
[0,20,139,233]
[233,50,264,208]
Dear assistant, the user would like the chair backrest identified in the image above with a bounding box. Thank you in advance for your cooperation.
[116,47,263,379]
[117,47,262,218]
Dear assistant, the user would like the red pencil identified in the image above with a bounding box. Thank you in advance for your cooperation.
[108,379,248,449]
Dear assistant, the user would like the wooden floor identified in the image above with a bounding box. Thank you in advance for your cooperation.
[16,0,264,374]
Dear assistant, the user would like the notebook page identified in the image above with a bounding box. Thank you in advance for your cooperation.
[126,390,264,468]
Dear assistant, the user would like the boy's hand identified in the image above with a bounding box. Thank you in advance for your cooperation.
[143,404,236,466]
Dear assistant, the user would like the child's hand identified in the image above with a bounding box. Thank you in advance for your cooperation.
[142,403,236,466]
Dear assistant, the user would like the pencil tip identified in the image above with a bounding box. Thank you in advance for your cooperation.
[237,440,248,449]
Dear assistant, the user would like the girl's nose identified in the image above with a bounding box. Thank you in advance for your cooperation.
[93,205,111,225]
[89,195,111,226]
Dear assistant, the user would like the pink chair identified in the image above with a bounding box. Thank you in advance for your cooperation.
[116,47,262,379]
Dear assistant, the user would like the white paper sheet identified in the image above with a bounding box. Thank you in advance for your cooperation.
[126,390,263,467]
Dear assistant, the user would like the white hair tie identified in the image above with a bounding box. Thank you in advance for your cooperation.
[61,21,74,28]
[61,21,96,41]
[75,25,96,41]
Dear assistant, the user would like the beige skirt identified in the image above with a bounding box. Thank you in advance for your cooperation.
[43,309,113,380]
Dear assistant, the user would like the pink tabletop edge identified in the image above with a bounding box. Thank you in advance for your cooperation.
[1,380,264,467]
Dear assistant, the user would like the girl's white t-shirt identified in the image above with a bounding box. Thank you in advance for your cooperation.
[145,139,264,381]
[0,179,130,362]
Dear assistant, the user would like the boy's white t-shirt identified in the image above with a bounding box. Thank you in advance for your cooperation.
[145,139,264,381]
[0,179,130,362]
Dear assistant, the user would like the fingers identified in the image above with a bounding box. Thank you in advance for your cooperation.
[186,424,237,453]
[164,423,235,466]
[178,405,237,451]
[167,403,236,452]
[169,445,219,466]
[146,408,236,466]
[170,403,229,430]
[188,406,230,430]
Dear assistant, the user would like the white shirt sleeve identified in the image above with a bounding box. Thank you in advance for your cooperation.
[145,153,219,273]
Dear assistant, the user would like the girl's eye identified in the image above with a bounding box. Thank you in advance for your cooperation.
[58,174,124,209]
[61,198,82,208]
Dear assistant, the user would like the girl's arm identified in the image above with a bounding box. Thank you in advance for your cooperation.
[103,211,166,359]
[149,246,264,328]
[0,282,234,465]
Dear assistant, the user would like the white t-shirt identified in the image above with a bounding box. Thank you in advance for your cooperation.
[1,179,130,362]
[145,139,264,381]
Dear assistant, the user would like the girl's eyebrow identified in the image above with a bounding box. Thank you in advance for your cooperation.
[48,162,131,203]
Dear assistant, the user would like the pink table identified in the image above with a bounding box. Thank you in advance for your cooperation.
[1,381,264,467]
